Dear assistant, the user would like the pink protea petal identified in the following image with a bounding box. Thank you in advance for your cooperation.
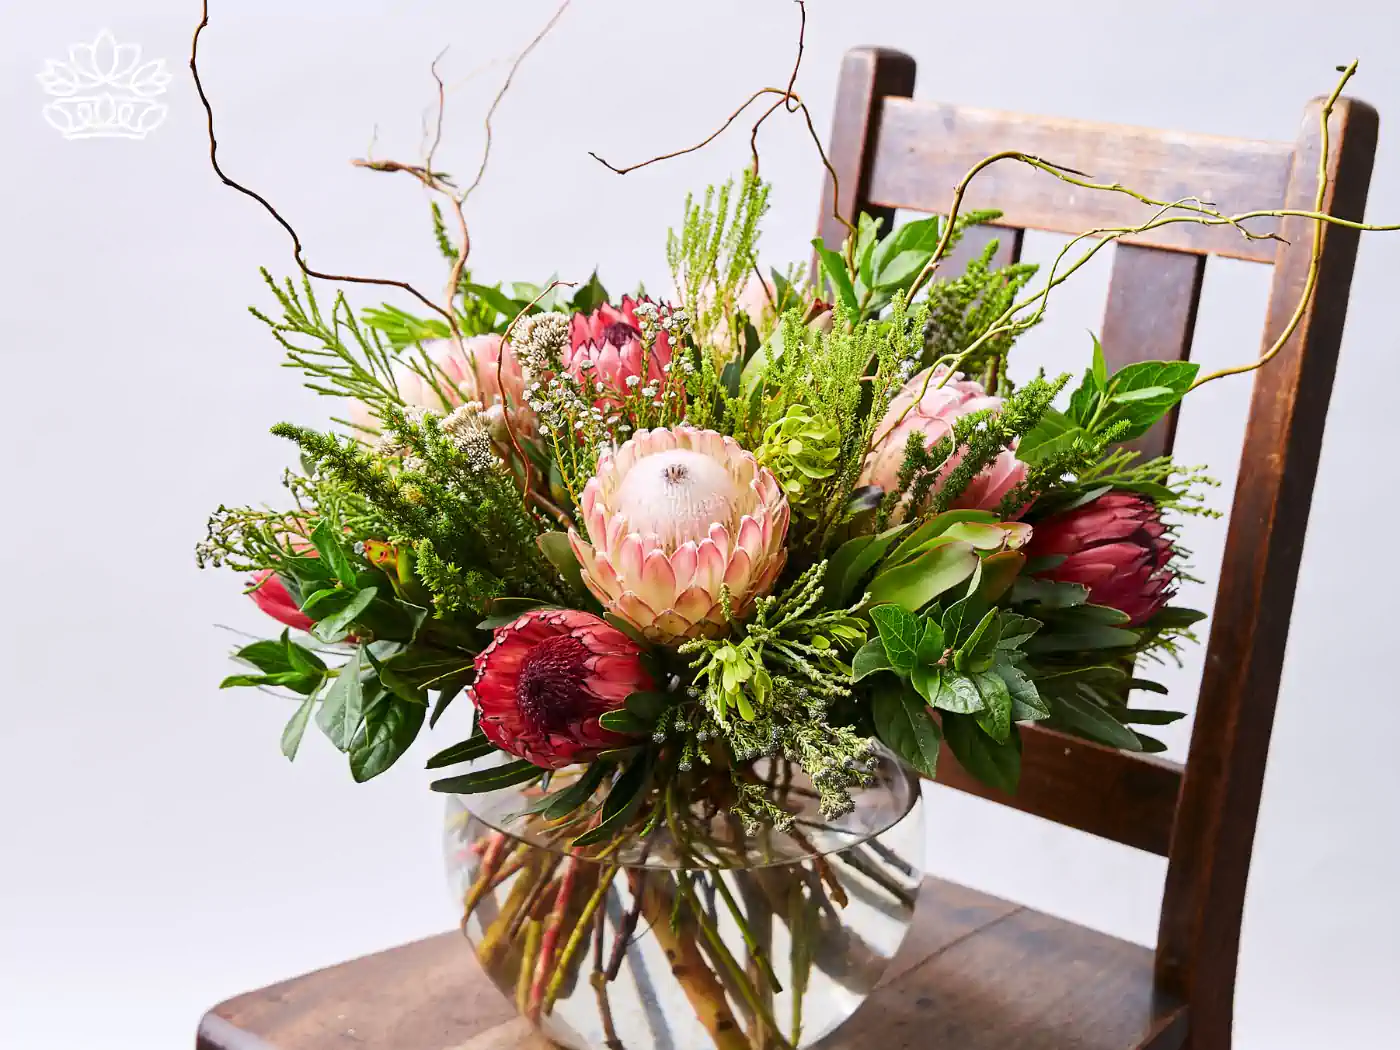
[708,522,731,561]
[693,538,727,595]
[735,515,764,562]
[651,611,695,641]
[724,547,753,591]
[670,541,699,592]
[568,530,600,578]
[579,569,612,606]
[605,514,629,563]
[617,533,646,582]
[673,585,715,623]
[615,591,660,629]
[637,549,679,615]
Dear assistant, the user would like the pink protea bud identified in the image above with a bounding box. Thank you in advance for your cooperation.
[1024,491,1176,626]
[563,296,674,405]
[248,570,314,632]
[467,608,655,769]
[568,426,790,644]
[860,366,1028,518]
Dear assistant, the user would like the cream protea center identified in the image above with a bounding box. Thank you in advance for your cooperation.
[570,426,790,644]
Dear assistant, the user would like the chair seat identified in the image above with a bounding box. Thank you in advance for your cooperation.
[196,877,1186,1050]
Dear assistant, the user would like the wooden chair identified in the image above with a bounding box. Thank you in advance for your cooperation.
[195,47,1378,1050]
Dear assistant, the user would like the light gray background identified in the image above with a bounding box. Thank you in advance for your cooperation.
[2,2,1397,1047]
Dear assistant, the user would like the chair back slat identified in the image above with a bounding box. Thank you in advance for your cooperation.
[1100,243,1207,459]
[938,223,1026,283]
[817,47,1378,1043]
[937,730,1182,857]
[865,96,1296,261]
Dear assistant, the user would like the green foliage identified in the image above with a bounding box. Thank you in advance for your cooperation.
[923,238,1040,388]
[757,405,842,511]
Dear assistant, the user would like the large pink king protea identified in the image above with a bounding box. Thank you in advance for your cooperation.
[569,426,790,644]
[468,608,654,769]
[861,366,1028,518]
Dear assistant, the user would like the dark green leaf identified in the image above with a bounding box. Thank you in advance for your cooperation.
[1120,708,1186,725]
[426,731,497,769]
[940,594,989,647]
[870,605,921,674]
[350,697,425,782]
[429,680,464,729]
[316,646,366,752]
[868,540,980,612]
[524,762,609,819]
[569,270,610,314]
[943,714,1021,793]
[1092,360,1200,440]
[996,659,1050,721]
[811,238,858,313]
[1016,409,1085,464]
[234,636,295,676]
[571,751,655,847]
[538,533,588,598]
[916,618,946,665]
[871,681,941,778]
[1134,733,1170,753]
[220,670,320,695]
[1052,691,1143,751]
[311,587,378,642]
[1143,607,1209,630]
[1025,622,1139,653]
[1010,577,1088,609]
[825,524,906,605]
[929,671,984,714]
[852,639,894,681]
[972,671,1013,743]
[624,691,673,724]
[954,609,1000,674]
[280,685,320,760]
[364,648,428,706]
[911,662,942,705]
[478,596,548,630]
[310,518,358,587]
[1128,678,1169,695]
[284,636,327,676]
[598,709,650,735]
[431,759,544,794]
[996,613,1042,650]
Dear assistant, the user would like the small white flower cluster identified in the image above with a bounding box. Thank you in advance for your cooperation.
[440,403,497,473]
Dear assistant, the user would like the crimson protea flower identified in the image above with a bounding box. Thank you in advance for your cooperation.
[564,296,674,404]
[1024,491,1176,626]
[861,366,1028,518]
[467,609,654,769]
[248,570,314,631]
[568,426,790,644]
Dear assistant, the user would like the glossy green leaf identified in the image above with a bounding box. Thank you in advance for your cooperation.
[571,751,655,847]
[996,613,1042,650]
[311,587,378,642]
[280,685,320,761]
[599,709,651,735]
[1092,360,1200,440]
[852,639,894,681]
[525,762,609,819]
[426,731,497,769]
[1120,708,1186,725]
[954,609,1001,674]
[538,532,588,598]
[1052,692,1144,751]
[1016,408,1085,464]
[812,239,858,313]
[996,659,1050,721]
[868,540,979,612]
[428,680,464,729]
[430,759,544,794]
[972,670,1013,742]
[943,714,1021,793]
[351,696,425,782]
[310,518,358,587]
[885,510,996,568]
[872,682,941,778]
[316,646,366,752]
[826,524,907,605]
[870,604,921,674]
[929,671,985,714]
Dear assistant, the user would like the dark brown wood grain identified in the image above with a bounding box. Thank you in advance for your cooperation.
[815,48,916,254]
[1100,243,1207,459]
[1154,96,1379,1047]
[934,725,1183,857]
[196,877,1184,1050]
[864,98,1295,261]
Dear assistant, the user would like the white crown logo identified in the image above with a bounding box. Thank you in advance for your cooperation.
[37,29,172,141]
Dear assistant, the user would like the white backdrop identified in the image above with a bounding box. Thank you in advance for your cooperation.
[2,2,1398,1048]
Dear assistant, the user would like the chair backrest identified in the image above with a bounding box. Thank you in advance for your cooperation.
[818,47,1378,1044]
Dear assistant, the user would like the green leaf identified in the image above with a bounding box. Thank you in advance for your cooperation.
[1016,408,1086,465]
[350,696,425,782]
[852,639,894,681]
[569,270,610,314]
[364,648,428,706]
[870,605,921,674]
[868,540,980,612]
[1120,708,1186,725]
[871,682,941,778]
[940,594,988,647]
[311,587,378,642]
[910,619,947,702]
[971,671,1013,742]
[219,670,320,693]
[1128,678,1170,695]
[1025,622,1139,653]
[426,731,497,769]
[995,659,1050,721]
[1134,733,1170,753]
[284,637,327,676]
[812,238,858,313]
[934,672,985,714]
[571,751,655,847]
[975,550,1026,604]
[431,759,544,794]
[464,282,532,322]
[1010,577,1089,609]
[317,646,366,752]
[943,714,1021,793]
[856,212,882,292]
[280,685,320,761]
[310,518,358,587]
[525,762,609,819]
[873,215,941,280]
[537,533,587,598]
[885,510,996,568]
[1067,369,1102,427]
[825,524,906,605]
[1052,691,1144,751]
[624,691,672,724]
[1092,360,1200,440]
[1091,333,1108,389]
[954,609,1000,674]
[873,249,934,291]
[429,680,464,729]
[995,613,1042,650]
[911,662,942,705]
[478,596,548,630]
[1111,385,1176,403]
[598,709,650,735]
[940,522,1009,550]
[234,636,296,676]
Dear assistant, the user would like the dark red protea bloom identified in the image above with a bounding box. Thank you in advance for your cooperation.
[1025,491,1176,626]
[467,608,654,769]
[248,570,314,632]
[564,296,674,404]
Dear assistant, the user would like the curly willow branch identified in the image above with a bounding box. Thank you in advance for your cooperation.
[189,1,459,336]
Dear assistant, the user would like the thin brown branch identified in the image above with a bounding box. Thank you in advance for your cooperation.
[424,46,450,182]
[461,0,573,203]
[784,1,807,112]
[189,2,458,332]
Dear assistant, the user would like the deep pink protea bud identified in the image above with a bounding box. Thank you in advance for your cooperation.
[564,296,675,405]
[248,570,314,632]
[467,609,655,769]
[1024,491,1176,626]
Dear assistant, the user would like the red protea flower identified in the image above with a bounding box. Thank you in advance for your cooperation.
[564,296,674,405]
[467,609,655,769]
[248,570,314,632]
[1025,491,1176,626]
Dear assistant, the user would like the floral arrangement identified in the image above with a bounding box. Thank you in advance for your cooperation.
[191,3,1398,1043]
[200,164,1213,813]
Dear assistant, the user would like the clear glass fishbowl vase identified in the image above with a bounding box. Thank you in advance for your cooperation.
[444,747,924,1050]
